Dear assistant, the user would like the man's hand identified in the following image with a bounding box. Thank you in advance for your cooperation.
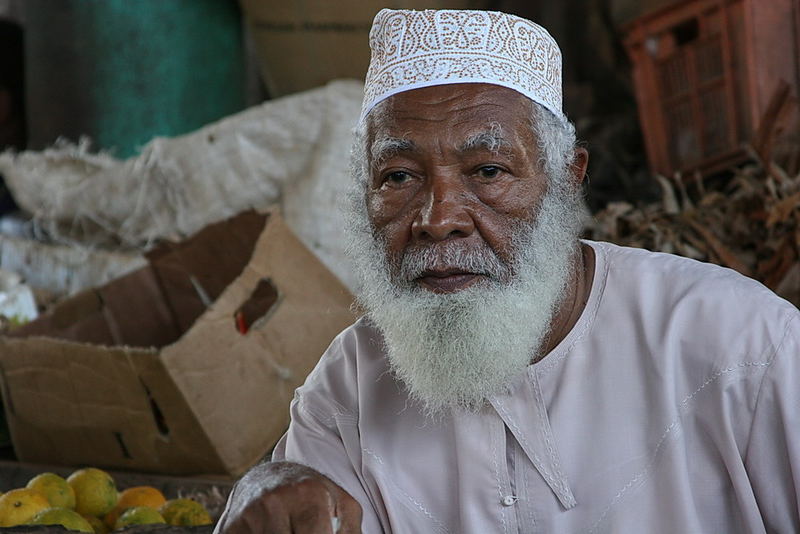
[216,461,362,533]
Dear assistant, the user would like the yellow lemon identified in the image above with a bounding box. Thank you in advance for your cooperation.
[103,486,166,528]
[28,507,94,532]
[159,498,212,526]
[82,514,109,534]
[27,472,76,509]
[67,468,118,517]
[114,506,165,529]
[0,488,51,526]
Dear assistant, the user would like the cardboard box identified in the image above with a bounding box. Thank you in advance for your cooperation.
[0,211,355,476]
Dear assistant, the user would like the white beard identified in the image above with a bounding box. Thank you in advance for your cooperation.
[346,180,585,418]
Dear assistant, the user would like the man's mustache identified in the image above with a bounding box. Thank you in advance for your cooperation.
[396,241,511,282]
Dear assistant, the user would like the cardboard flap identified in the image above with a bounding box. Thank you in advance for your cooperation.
[10,212,269,349]
[11,289,119,345]
[161,213,355,475]
[0,337,225,474]
[146,211,270,334]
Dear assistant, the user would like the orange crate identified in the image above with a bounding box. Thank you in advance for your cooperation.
[624,0,800,177]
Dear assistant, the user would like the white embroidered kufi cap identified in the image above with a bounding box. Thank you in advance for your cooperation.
[360,9,564,123]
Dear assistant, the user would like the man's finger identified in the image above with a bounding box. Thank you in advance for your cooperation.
[287,483,338,534]
[334,494,362,534]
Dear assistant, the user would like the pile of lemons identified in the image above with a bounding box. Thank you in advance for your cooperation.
[0,467,213,532]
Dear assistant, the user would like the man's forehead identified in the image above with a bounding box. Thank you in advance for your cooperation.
[370,127,513,156]
[366,93,533,163]
[377,83,530,117]
[369,84,530,129]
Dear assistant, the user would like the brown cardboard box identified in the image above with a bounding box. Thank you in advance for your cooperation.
[0,211,355,476]
[240,0,489,97]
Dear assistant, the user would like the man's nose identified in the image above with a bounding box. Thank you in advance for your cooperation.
[411,175,475,241]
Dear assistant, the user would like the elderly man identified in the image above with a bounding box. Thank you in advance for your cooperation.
[217,8,800,534]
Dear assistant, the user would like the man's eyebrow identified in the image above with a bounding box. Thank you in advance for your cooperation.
[370,136,416,167]
[458,123,512,154]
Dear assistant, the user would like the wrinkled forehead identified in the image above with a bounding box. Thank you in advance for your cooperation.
[363,84,537,162]
[366,81,532,121]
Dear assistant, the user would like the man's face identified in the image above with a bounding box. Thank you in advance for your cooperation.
[365,83,547,293]
[349,83,584,416]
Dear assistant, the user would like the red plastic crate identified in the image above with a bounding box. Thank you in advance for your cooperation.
[624,0,800,177]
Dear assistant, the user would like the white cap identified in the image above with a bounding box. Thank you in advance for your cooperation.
[361,9,564,123]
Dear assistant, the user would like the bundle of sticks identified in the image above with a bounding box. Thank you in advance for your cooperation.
[586,157,799,308]
[587,83,800,307]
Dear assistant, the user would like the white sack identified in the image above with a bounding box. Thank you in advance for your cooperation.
[0,268,37,322]
[0,80,363,290]
[0,235,145,297]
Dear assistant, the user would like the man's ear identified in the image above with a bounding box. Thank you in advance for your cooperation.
[571,147,589,186]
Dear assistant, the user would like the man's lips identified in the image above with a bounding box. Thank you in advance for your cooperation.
[415,269,484,293]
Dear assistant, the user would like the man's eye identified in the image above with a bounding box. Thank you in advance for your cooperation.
[384,171,412,185]
[476,166,502,179]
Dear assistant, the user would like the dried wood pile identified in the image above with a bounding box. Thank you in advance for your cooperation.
[585,66,800,308]
[585,154,800,307]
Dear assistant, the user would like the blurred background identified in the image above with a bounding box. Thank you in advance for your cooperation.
[0,0,797,511]
[0,0,672,208]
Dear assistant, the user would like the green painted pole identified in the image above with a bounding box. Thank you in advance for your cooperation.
[24,0,245,158]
